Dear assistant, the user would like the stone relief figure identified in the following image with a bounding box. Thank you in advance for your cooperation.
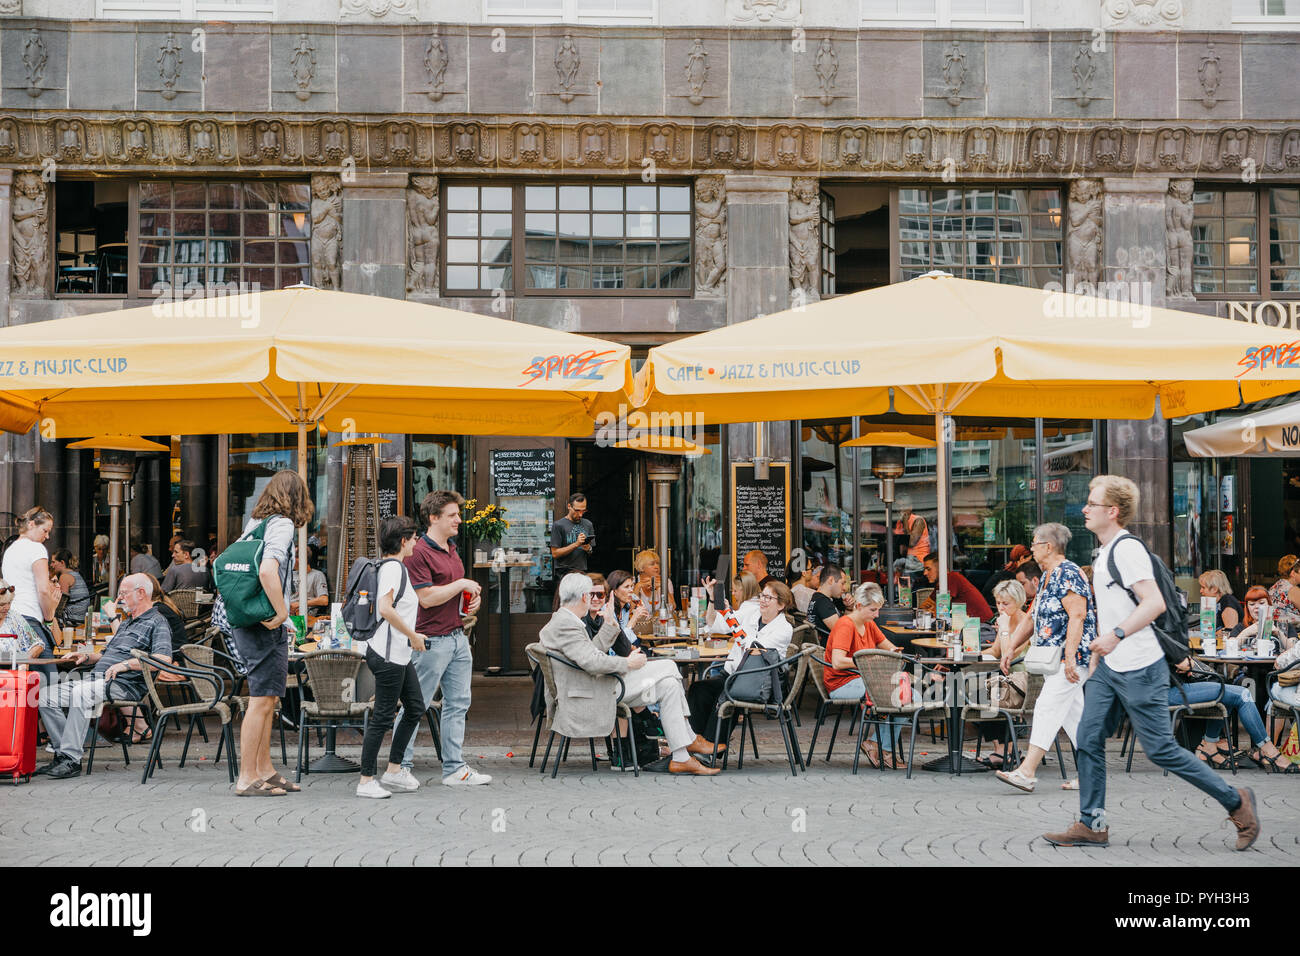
[407,175,440,295]
[694,175,726,296]
[789,177,821,302]
[685,38,708,105]
[425,33,449,101]
[23,29,46,97]
[1198,41,1222,110]
[1066,179,1102,287]
[555,34,580,103]
[158,33,182,100]
[290,34,316,102]
[1165,179,1194,300]
[11,171,48,296]
[941,40,966,107]
[0,0,23,14]
[814,38,837,106]
[1072,40,1096,107]
[311,175,342,290]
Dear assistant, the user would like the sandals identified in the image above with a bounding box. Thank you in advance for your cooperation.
[129,728,153,745]
[236,780,286,797]
[1061,778,1079,791]
[1249,749,1298,774]
[263,772,302,792]
[1196,745,1234,770]
[979,753,1007,770]
[859,742,905,770]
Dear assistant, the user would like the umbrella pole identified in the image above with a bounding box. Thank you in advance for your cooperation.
[297,423,309,633]
[935,409,948,596]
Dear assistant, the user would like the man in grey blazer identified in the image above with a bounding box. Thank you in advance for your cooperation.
[540,572,721,775]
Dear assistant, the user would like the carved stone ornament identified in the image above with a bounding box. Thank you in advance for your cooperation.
[684,38,708,106]
[0,0,23,14]
[406,174,439,296]
[158,33,183,101]
[1071,40,1097,108]
[311,174,342,291]
[1102,0,1182,28]
[22,29,46,98]
[568,123,622,167]
[56,120,85,162]
[964,127,995,168]
[789,177,820,303]
[726,0,800,24]
[11,171,49,297]
[1165,179,1194,300]
[1198,41,1222,110]
[339,0,416,18]
[290,34,316,102]
[0,120,20,157]
[941,40,967,108]
[1066,179,1102,287]
[695,175,726,298]
[1280,130,1300,170]
[814,38,838,107]
[643,125,686,165]
[837,127,869,167]
[555,34,581,104]
[425,32,449,102]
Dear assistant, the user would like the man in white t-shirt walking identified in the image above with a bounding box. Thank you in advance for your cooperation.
[1043,475,1259,850]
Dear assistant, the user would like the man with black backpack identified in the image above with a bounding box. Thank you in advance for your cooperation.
[1043,475,1260,851]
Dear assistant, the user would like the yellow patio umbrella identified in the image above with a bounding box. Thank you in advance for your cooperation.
[634,271,1300,591]
[0,286,631,609]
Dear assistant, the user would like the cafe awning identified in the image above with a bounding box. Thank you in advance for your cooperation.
[1184,400,1300,457]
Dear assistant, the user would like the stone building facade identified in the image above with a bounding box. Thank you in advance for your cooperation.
[2,2,1299,656]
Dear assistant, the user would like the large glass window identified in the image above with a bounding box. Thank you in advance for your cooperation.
[897,187,1062,287]
[862,0,1027,25]
[1233,0,1300,18]
[138,181,311,294]
[444,181,692,295]
[1192,186,1300,296]
[54,181,128,296]
[484,0,654,22]
[98,0,274,18]
[800,421,857,581]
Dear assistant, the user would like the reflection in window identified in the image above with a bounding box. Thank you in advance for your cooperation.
[898,187,1062,287]
[800,421,856,580]
[226,431,326,574]
[1192,188,1258,295]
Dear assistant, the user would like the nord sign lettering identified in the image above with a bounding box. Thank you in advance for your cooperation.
[1227,301,1300,329]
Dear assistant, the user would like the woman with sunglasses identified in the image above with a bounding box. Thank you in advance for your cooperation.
[0,577,46,664]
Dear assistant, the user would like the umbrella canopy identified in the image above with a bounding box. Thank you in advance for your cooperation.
[0,287,631,438]
[66,435,171,452]
[1183,401,1300,457]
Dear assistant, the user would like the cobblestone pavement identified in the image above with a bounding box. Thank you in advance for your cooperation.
[2,729,1296,866]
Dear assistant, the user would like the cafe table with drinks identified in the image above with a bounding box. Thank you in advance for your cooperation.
[1192,598,1281,714]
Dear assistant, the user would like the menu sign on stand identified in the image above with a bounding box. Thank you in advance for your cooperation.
[729,462,791,581]
[491,448,555,497]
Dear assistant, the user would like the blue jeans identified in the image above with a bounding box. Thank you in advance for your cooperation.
[830,677,909,749]
[395,629,473,778]
[1076,659,1241,831]
[1169,681,1267,747]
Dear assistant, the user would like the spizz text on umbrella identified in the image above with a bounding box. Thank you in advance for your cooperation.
[1236,343,1300,377]
[520,349,618,386]
[0,357,128,377]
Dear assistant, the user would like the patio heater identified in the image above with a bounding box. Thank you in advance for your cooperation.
[871,445,905,606]
[645,454,682,618]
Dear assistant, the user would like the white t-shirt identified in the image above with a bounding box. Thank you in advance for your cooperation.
[1092,532,1164,673]
[711,597,759,635]
[724,606,794,674]
[367,559,418,665]
[2,537,48,622]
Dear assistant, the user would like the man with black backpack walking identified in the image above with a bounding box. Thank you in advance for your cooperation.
[1043,475,1260,850]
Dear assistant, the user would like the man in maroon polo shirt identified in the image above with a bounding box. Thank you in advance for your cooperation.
[919,551,994,623]
[396,490,488,785]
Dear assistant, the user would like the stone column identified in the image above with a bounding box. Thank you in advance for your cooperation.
[1102,176,1172,560]
[340,172,407,299]
[180,436,213,545]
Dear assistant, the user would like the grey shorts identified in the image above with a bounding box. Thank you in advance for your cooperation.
[228,623,289,698]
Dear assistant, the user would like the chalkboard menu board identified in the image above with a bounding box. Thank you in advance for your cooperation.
[730,462,790,581]
[345,460,403,524]
[491,448,555,497]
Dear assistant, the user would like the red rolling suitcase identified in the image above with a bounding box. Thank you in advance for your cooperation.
[0,644,40,784]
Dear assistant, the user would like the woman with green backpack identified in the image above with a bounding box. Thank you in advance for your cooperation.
[213,470,314,797]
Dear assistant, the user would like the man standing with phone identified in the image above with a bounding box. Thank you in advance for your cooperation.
[550,492,595,578]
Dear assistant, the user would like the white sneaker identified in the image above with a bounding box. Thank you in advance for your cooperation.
[380,767,420,792]
[356,778,391,799]
[442,766,492,786]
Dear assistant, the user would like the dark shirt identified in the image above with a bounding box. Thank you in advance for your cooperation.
[807,591,842,639]
[551,516,595,574]
[162,563,213,593]
[981,568,1016,610]
[94,606,173,696]
[154,601,188,652]
[405,533,466,638]
[1214,593,1243,632]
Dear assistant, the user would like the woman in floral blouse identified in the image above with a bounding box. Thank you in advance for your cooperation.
[1267,555,1300,633]
[995,522,1097,794]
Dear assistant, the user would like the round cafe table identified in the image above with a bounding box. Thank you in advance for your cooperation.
[289,647,372,774]
[908,637,1000,774]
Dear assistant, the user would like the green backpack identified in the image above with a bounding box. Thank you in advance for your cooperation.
[213,519,278,630]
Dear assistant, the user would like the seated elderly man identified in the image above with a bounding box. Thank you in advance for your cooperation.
[540,572,721,776]
[35,573,173,780]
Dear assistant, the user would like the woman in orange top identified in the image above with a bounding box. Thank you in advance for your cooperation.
[825,582,907,770]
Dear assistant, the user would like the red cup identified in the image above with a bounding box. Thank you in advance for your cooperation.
[460,590,473,614]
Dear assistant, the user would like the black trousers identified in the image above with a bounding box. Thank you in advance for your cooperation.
[360,647,425,777]
[687,676,727,742]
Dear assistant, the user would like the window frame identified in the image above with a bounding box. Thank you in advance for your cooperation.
[1232,0,1300,26]
[1191,183,1300,301]
[440,178,694,299]
[483,0,657,24]
[860,0,1030,28]
[97,0,275,18]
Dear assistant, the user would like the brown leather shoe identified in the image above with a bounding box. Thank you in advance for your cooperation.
[687,734,726,757]
[669,755,721,776]
[1043,821,1109,847]
[1228,787,1260,851]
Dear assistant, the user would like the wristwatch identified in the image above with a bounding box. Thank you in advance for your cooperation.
[1113,626,1126,641]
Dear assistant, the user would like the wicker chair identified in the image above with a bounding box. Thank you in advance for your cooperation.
[956,660,1045,775]
[803,648,868,765]
[853,649,950,778]
[129,649,236,784]
[83,693,138,775]
[295,649,372,782]
[1265,658,1300,751]
[526,643,637,779]
[182,641,289,766]
[168,588,201,620]
[1124,673,1238,775]
[711,644,810,776]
